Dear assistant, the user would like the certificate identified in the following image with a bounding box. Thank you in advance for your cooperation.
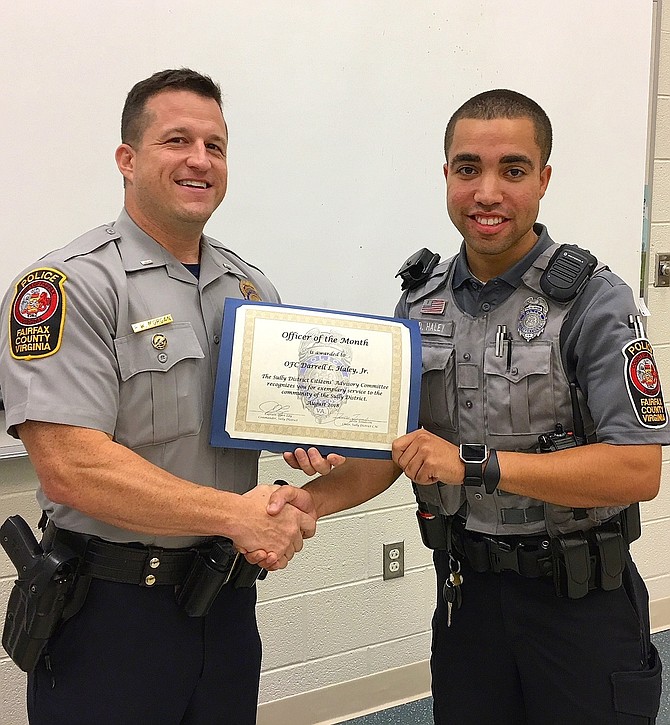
[210,300,421,458]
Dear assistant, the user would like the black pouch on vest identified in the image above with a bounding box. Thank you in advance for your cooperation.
[620,503,642,544]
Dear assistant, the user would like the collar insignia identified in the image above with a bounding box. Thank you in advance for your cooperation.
[240,279,262,301]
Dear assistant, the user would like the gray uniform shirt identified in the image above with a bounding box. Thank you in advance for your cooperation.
[397,224,669,447]
[396,225,669,533]
[0,210,280,546]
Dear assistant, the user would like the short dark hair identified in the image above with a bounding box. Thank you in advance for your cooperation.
[444,89,552,167]
[121,68,223,145]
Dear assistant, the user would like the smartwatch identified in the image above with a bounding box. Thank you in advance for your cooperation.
[459,444,488,486]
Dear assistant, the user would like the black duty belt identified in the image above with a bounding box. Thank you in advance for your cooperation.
[449,517,627,598]
[51,526,200,587]
[454,526,555,579]
[45,524,263,618]
[416,505,636,599]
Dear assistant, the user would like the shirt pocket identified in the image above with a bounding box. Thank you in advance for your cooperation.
[113,323,206,448]
[420,342,457,433]
[484,341,553,435]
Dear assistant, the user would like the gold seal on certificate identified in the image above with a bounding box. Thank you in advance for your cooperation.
[211,301,421,458]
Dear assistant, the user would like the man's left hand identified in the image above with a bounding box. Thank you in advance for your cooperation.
[392,429,464,485]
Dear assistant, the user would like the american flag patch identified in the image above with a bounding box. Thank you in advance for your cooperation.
[420,299,446,315]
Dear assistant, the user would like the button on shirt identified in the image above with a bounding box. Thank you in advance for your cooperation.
[452,224,553,316]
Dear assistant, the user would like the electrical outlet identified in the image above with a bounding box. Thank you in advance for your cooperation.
[383,541,404,580]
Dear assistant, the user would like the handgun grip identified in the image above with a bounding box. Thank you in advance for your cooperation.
[0,516,42,576]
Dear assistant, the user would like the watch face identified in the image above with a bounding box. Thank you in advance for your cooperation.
[460,444,487,463]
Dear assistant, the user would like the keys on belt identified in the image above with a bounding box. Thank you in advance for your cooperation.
[443,554,463,627]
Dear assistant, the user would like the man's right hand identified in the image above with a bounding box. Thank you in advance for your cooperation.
[232,484,317,569]
[245,448,345,570]
[241,484,319,570]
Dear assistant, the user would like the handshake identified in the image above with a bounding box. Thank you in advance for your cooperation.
[233,428,465,572]
[233,447,346,572]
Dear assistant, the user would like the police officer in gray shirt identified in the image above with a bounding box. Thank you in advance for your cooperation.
[262,90,669,723]
[0,69,316,725]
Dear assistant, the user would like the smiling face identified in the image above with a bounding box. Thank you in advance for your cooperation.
[445,116,551,279]
[115,89,228,253]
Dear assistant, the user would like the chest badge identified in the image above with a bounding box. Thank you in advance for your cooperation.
[240,279,262,301]
[152,334,168,350]
[420,299,446,315]
[517,296,548,341]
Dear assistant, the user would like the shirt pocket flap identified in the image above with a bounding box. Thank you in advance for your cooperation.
[115,323,205,381]
[422,343,455,373]
[484,341,551,383]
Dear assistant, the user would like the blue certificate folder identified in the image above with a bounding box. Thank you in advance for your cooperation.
[210,299,421,459]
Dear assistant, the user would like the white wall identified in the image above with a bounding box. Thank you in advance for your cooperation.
[0,1,654,320]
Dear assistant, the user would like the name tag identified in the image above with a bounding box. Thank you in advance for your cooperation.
[131,314,174,333]
[418,320,454,337]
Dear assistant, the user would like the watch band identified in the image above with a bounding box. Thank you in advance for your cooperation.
[483,449,501,494]
[463,460,485,486]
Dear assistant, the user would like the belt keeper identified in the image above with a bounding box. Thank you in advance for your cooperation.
[462,537,490,573]
[140,547,163,587]
[551,534,591,599]
[594,529,626,591]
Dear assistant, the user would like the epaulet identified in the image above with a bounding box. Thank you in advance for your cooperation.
[59,224,121,262]
[395,248,441,290]
[207,237,269,278]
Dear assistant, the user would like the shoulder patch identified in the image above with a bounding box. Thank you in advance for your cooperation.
[622,338,667,428]
[9,267,67,360]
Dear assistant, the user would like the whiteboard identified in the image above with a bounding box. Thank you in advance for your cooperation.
[0,1,655,456]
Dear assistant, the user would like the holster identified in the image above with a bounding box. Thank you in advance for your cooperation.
[1,516,83,672]
[176,539,265,617]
